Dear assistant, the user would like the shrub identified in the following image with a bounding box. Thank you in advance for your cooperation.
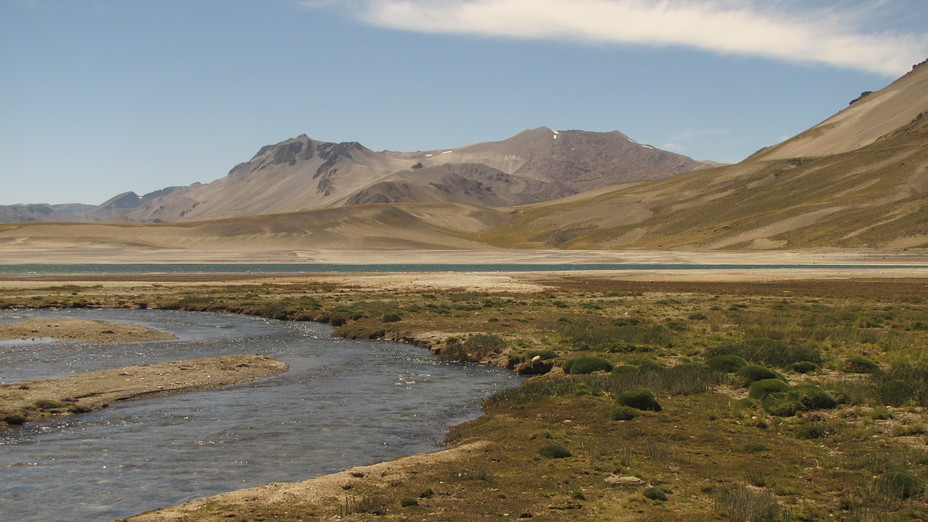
[795,421,831,439]
[873,471,926,500]
[626,356,664,372]
[611,406,639,421]
[748,378,790,400]
[844,356,880,374]
[527,350,557,361]
[380,313,401,323]
[561,319,673,351]
[539,444,572,459]
[735,365,783,387]
[643,487,668,501]
[870,406,894,420]
[562,358,575,373]
[611,364,639,375]
[708,338,822,367]
[487,375,609,405]
[707,355,747,373]
[787,361,819,374]
[616,388,662,411]
[355,495,388,515]
[875,379,916,406]
[399,497,419,507]
[463,333,506,359]
[792,385,839,410]
[564,356,614,375]
[33,399,63,410]
[716,484,780,521]
[762,385,837,417]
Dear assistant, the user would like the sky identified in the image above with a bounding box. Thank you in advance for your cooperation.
[2,0,927,205]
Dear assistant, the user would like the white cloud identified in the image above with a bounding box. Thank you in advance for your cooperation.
[309,0,928,76]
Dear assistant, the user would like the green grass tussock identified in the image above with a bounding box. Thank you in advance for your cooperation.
[563,356,614,374]
[615,389,662,412]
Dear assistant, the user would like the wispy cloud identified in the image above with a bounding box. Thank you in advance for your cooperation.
[307,0,928,76]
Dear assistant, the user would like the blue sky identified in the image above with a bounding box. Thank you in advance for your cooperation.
[2,0,927,205]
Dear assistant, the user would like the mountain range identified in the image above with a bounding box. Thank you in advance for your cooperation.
[0,128,712,223]
[1,59,926,253]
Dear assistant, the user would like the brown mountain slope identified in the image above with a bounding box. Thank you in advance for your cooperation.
[758,59,928,160]
[480,64,928,251]
[150,127,709,222]
[0,128,712,224]
[0,202,507,254]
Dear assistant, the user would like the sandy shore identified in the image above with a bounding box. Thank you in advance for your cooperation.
[0,317,177,342]
[127,440,493,521]
[0,354,288,426]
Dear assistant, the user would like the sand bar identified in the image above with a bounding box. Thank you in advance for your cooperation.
[1,354,288,426]
[0,317,177,342]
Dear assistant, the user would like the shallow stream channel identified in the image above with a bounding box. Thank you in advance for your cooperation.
[0,309,522,521]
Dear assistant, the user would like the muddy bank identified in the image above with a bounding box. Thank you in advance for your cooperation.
[0,354,288,426]
[0,317,176,342]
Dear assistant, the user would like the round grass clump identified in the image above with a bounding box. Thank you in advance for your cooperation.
[380,313,402,323]
[874,471,926,500]
[399,497,419,507]
[539,444,572,459]
[611,364,639,375]
[787,361,819,374]
[707,354,748,373]
[735,365,783,387]
[616,388,662,412]
[643,487,668,501]
[611,406,639,421]
[628,356,664,372]
[563,356,614,375]
[843,356,880,374]
[791,385,838,410]
[762,385,838,417]
[749,378,791,400]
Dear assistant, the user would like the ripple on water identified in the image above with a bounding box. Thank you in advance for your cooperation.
[0,309,521,522]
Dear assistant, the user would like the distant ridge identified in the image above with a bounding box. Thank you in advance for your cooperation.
[0,127,712,223]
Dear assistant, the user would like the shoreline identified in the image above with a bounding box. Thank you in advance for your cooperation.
[0,354,288,426]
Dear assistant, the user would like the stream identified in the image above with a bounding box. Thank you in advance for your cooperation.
[0,309,521,521]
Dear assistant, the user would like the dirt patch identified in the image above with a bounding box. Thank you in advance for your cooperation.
[0,317,176,342]
[0,354,288,426]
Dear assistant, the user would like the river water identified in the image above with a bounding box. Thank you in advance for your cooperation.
[0,309,521,521]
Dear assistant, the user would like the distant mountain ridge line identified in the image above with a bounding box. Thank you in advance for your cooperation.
[0,127,714,224]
